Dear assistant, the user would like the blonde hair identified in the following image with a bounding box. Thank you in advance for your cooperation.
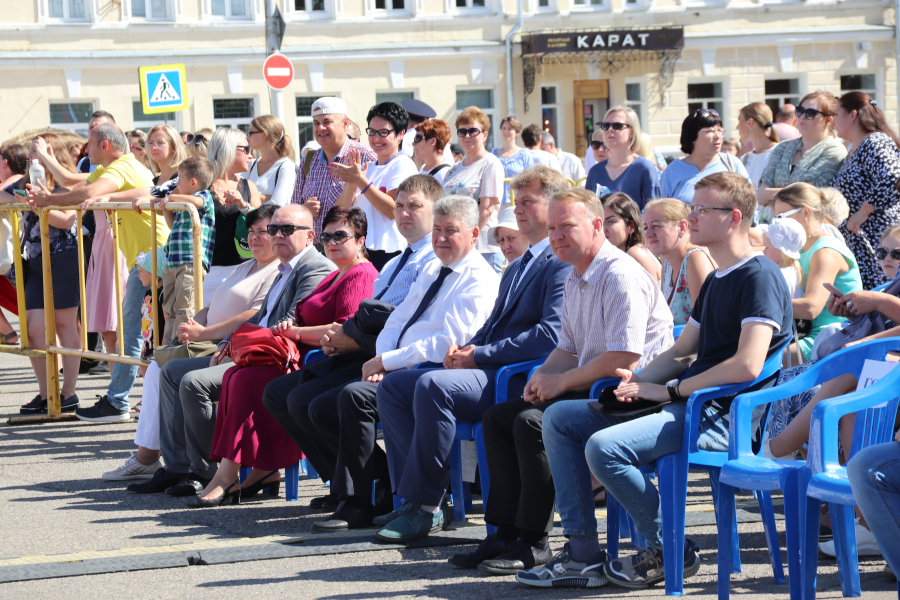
[604,106,642,153]
[207,128,247,181]
[550,188,603,218]
[644,197,690,223]
[739,102,779,144]
[456,106,491,132]
[251,115,294,161]
[774,182,833,223]
[509,164,570,199]
[146,124,187,175]
[36,133,76,190]
[187,127,215,158]
[882,224,900,244]
[765,231,805,286]
[818,187,850,225]
[637,134,654,161]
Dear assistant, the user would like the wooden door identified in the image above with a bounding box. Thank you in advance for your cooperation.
[573,79,609,159]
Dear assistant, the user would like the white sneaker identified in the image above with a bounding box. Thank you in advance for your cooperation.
[102,452,162,481]
[762,439,796,460]
[818,519,882,557]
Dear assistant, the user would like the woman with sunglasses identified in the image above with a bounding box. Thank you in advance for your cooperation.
[773,182,862,363]
[186,128,214,158]
[758,91,847,221]
[206,128,261,299]
[412,119,452,184]
[331,102,418,272]
[491,117,534,204]
[191,206,378,508]
[245,115,297,207]
[660,108,752,205]
[585,106,660,210]
[442,106,505,274]
[830,91,900,290]
[584,130,611,175]
[126,130,150,169]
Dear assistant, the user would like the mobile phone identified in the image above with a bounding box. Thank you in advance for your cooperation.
[822,282,843,297]
[13,189,26,197]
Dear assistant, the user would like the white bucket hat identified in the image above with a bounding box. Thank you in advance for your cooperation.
[492,206,519,244]
[766,218,806,260]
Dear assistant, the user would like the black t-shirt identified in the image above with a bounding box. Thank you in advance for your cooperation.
[684,254,793,379]
[211,178,250,267]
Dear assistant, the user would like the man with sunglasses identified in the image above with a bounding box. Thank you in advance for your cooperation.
[132,204,336,497]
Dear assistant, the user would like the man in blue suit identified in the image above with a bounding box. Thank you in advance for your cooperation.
[374,165,572,543]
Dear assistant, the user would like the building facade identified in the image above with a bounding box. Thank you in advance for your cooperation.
[1,0,896,156]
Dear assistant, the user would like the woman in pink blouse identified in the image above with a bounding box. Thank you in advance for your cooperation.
[190,207,378,508]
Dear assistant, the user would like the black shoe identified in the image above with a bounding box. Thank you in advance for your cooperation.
[186,481,241,508]
[60,394,79,413]
[166,474,211,497]
[127,468,186,494]
[605,539,700,589]
[75,396,130,423]
[309,493,341,512]
[312,500,375,532]
[238,471,281,500]
[87,362,110,375]
[19,394,47,414]
[448,531,509,569]
[478,538,554,575]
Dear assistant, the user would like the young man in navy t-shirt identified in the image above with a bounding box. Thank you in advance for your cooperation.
[519,172,792,591]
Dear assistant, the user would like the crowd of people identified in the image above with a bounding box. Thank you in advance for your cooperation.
[1,87,900,592]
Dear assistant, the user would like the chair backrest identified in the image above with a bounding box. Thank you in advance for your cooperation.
[304,349,325,365]
[673,324,685,340]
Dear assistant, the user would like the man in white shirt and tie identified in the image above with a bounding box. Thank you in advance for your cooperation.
[310,195,500,533]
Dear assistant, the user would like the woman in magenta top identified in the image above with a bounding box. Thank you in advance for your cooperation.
[192,207,378,508]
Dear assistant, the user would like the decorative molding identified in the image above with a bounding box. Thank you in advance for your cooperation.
[777,45,793,72]
[64,68,82,98]
[308,62,325,92]
[700,48,716,76]
[853,42,870,69]
[388,60,404,88]
[469,57,484,84]
[226,65,243,93]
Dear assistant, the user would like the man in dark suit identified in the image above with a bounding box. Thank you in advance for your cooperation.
[373,166,572,544]
[129,204,336,496]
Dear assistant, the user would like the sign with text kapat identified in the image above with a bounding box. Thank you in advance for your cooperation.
[522,27,684,55]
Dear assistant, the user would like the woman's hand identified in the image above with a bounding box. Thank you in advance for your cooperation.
[833,290,885,317]
[178,318,204,344]
[328,149,369,188]
[223,187,247,210]
[29,137,50,160]
[304,196,321,218]
[272,319,301,341]
[845,211,867,235]
[826,293,854,319]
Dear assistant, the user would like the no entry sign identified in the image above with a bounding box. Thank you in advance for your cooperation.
[263,53,294,90]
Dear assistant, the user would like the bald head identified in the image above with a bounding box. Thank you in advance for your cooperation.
[270,204,316,262]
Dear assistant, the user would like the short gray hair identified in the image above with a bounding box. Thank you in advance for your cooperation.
[541,132,555,145]
[95,123,128,154]
[434,195,479,231]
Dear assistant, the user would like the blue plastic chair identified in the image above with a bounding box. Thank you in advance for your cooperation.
[799,343,900,599]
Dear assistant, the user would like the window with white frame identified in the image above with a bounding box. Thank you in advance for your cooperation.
[375,91,415,105]
[132,101,177,133]
[454,0,486,9]
[46,0,89,20]
[295,95,335,150]
[370,0,406,12]
[49,102,93,137]
[213,98,255,134]
[764,79,800,115]
[624,81,644,128]
[293,0,327,14]
[131,0,169,19]
[210,0,251,19]
[533,0,554,11]
[541,86,560,145]
[841,74,877,102]
[572,0,603,10]
[687,82,724,116]
[456,89,496,149]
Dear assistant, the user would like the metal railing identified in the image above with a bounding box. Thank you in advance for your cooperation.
[7,201,202,424]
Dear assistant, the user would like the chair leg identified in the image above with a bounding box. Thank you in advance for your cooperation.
[755,490,786,584]
[798,484,821,600]
[449,438,467,523]
[709,468,741,575]
[657,454,688,596]
[716,480,737,600]
[830,502,861,597]
[474,423,495,535]
[239,466,250,483]
[306,460,319,480]
[285,461,300,502]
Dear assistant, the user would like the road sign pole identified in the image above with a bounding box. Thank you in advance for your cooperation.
[266,0,285,121]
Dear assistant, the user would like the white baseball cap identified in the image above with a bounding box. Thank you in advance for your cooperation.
[311,97,348,116]
[766,218,806,260]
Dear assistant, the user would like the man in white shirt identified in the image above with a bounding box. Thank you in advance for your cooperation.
[310,195,500,533]
[400,98,454,167]
[522,124,562,172]
[541,132,585,183]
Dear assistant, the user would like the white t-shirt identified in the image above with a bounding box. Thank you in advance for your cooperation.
[419,162,453,185]
[528,148,563,172]
[357,154,418,253]
[780,265,803,299]
[401,127,455,164]
[246,157,297,207]
[741,147,775,189]
[442,153,505,253]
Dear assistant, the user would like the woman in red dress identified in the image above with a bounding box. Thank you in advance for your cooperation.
[189,206,378,508]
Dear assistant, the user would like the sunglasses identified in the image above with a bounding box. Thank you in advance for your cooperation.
[266,224,311,236]
[413,135,433,144]
[796,106,832,120]
[236,145,251,155]
[457,128,483,138]
[599,122,631,132]
[590,140,606,150]
[775,207,803,220]
[692,108,720,118]
[247,130,263,136]
[366,128,395,138]
[191,135,207,146]
[876,247,900,261]
[319,230,359,245]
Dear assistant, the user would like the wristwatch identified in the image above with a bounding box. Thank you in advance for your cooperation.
[665,378,681,401]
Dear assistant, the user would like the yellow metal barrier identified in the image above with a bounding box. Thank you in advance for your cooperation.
[7,201,202,425]
[0,205,43,357]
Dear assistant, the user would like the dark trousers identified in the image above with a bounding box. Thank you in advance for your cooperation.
[262,353,368,483]
[482,392,585,534]
[367,249,401,272]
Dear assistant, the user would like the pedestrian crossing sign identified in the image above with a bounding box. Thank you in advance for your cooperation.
[139,63,188,114]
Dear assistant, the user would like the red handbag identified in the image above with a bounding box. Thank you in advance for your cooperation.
[224,323,302,373]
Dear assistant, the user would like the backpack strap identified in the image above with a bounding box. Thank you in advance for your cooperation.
[428,163,451,177]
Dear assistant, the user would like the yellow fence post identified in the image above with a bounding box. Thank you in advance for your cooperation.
[110,210,125,356]
[151,210,159,352]
[40,208,62,418]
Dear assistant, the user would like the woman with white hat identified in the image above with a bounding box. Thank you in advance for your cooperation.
[493,206,529,263]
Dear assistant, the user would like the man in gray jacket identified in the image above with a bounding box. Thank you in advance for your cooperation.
[129,204,336,496]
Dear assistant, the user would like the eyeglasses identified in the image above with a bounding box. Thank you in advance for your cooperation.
[130,144,144,152]
[796,106,832,120]
[599,122,631,132]
[590,140,606,150]
[319,231,359,245]
[876,247,900,261]
[413,135,433,144]
[266,224,311,236]
[690,204,733,216]
[147,141,169,148]
[692,108,720,119]
[191,135,207,146]
[457,128,484,138]
[236,145,251,155]
[700,127,726,137]
[775,207,803,220]
[248,130,263,136]
[366,128,396,138]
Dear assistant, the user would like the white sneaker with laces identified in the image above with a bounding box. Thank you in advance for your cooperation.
[818,519,882,557]
[102,452,162,481]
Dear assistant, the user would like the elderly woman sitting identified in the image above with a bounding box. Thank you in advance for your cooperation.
[493,206,529,263]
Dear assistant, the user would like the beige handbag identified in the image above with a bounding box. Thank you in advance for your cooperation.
[152,341,219,366]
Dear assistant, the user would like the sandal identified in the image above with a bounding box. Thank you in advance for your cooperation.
[1,331,19,345]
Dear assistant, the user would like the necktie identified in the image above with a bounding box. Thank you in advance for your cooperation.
[483,249,533,345]
[397,266,453,343]
[374,246,413,300]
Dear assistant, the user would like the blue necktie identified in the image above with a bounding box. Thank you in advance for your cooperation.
[483,249,533,345]
[374,246,413,300]
[397,266,453,343]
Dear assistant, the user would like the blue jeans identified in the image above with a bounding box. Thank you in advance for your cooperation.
[543,399,729,550]
[106,266,149,411]
[849,442,900,575]
[481,252,505,276]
